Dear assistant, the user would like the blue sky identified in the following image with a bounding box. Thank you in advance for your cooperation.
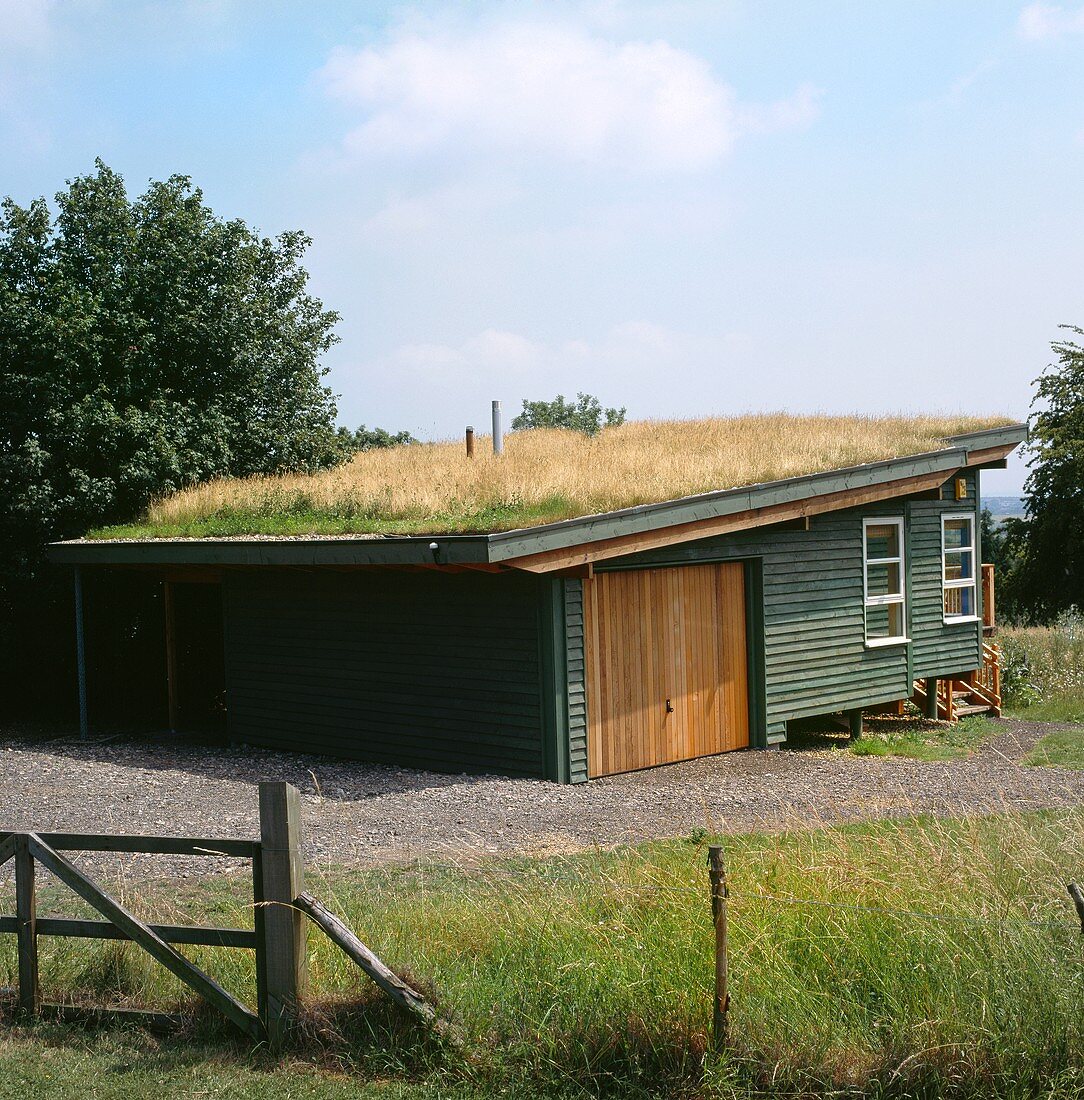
[4,2,1083,492]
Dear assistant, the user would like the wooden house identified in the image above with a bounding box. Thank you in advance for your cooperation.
[50,418,1027,782]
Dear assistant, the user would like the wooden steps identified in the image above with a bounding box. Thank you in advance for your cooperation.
[910,639,1002,721]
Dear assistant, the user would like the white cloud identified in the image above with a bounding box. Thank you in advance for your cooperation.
[1017,2,1084,40]
[0,0,53,51]
[320,21,817,173]
[345,321,762,437]
[737,82,821,135]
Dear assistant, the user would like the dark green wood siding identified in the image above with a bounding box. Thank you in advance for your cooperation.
[564,579,588,783]
[911,470,981,679]
[603,472,983,739]
[224,570,545,777]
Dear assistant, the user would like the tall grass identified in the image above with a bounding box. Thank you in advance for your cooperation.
[1001,611,1084,721]
[2,811,1082,1097]
[90,414,1014,538]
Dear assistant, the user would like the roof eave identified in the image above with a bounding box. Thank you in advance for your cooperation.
[46,534,493,568]
[487,422,1028,564]
[47,422,1027,570]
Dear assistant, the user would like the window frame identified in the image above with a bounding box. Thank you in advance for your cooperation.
[941,511,980,625]
[862,516,909,648]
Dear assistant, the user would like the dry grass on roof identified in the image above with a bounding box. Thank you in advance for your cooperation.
[98,414,1016,539]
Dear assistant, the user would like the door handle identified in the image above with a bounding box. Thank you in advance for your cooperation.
[665,699,674,714]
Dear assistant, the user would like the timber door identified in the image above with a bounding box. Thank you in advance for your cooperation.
[584,563,749,778]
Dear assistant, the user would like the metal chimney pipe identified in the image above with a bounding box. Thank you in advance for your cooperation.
[491,400,503,455]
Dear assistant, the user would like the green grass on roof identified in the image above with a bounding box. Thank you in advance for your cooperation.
[90,413,1017,539]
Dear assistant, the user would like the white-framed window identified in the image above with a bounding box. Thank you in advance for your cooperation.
[942,513,978,622]
[863,517,908,646]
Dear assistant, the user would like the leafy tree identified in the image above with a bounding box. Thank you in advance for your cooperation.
[511,392,626,436]
[0,161,343,714]
[1010,326,1084,622]
[979,507,1029,624]
[0,160,342,589]
[336,424,417,453]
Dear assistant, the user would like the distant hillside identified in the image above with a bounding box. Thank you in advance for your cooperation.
[985,495,1026,520]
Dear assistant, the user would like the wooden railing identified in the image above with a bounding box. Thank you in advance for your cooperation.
[969,639,1002,715]
[982,563,995,634]
[911,641,1002,720]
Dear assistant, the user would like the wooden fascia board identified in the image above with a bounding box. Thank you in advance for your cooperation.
[964,443,1022,466]
[47,536,491,569]
[505,469,950,573]
[505,448,1019,574]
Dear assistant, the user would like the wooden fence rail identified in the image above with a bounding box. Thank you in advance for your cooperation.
[1,781,439,1046]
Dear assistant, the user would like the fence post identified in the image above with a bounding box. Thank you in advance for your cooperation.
[15,834,40,1016]
[258,781,306,1047]
[707,844,729,1052]
[1068,883,1084,935]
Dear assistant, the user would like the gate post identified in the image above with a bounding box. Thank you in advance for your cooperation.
[15,834,40,1016]
[258,781,306,1047]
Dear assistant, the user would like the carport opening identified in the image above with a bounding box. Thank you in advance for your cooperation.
[165,581,226,736]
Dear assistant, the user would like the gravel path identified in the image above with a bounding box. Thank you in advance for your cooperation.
[1,719,1082,884]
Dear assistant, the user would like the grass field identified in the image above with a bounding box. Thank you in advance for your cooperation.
[1023,729,1084,770]
[787,713,997,761]
[1001,618,1084,727]
[849,714,995,760]
[88,414,1012,539]
[2,810,1083,1099]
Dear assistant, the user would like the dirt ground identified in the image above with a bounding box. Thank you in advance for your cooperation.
[1,717,1081,886]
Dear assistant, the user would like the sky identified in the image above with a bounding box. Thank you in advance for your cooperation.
[3,2,1083,493]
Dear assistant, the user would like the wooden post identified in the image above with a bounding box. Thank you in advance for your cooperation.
[981,563,995,632]
[252,845,269,1027]
[1068,882,1084,935]
[924,678,939,720]
[15,835,40,1016]
[258,781,306,1047]
[465,426,475,458]
[164,580,178,732]
[74,567,88,740]
[293,893,436,1025]
[846,707,863,741]
[707,845,729,1051]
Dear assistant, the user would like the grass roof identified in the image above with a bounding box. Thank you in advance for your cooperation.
[92,414,1017,540]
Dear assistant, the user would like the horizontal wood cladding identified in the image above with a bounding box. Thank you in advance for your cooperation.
[602,475,984,732]
[564,579,589,783]
[224,570,545,777]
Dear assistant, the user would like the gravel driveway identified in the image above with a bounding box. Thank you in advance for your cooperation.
[1,719,1082,883]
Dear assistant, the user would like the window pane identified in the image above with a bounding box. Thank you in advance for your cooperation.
[945,585,975,618]
[866,523,900,560]
[944,518,972,550]
[866,561,902,598]
[867,602,904,639]
[945,550,974,582]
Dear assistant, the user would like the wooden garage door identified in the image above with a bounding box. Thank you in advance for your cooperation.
[584,563,749,778]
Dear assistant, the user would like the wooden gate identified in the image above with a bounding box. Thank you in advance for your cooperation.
[584,563,749,778]
[1,783,440,1045]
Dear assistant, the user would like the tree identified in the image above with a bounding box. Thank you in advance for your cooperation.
[1010,326,1084,622]
[0,161,343,714]
[979,507,1029,624]
[336,424,417,453]
[0,160,342,589]
[511,392,626,436]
